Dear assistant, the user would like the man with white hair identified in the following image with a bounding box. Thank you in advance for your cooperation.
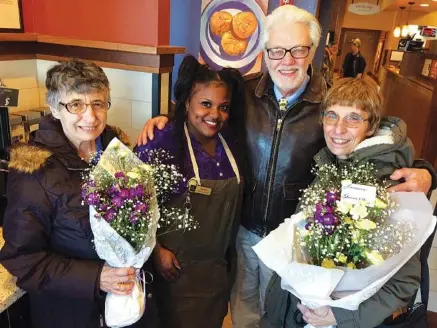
[136,5,434,328]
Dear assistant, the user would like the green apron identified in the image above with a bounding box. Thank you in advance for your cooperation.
[155,125,243,328]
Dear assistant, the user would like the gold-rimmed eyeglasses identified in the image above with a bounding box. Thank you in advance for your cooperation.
[59,100,111,115]
[321,111,369,128]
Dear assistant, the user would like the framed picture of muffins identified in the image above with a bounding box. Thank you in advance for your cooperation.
[200,0,267,74]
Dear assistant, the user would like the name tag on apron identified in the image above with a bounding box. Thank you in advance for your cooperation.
[188,178,212,196]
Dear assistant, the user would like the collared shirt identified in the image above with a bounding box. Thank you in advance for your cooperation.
[135,122,236,193]
[273,74,310,107]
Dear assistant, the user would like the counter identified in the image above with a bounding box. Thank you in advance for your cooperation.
[0,228,25,313]
[381,66,437,168]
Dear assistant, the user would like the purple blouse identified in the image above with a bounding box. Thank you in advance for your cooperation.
[135,123,236,188]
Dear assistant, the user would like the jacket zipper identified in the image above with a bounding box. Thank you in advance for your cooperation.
[262,99,302,237]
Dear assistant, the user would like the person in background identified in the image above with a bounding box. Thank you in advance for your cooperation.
[321,41,338,88]
[135,54,247,328]
[0,59,152,328]
[342,38,366,78]
[136,5,435,327]
[261,77,420,328]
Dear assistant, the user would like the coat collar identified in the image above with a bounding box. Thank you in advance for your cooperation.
[10,114,130,173]
[254,65,326,104]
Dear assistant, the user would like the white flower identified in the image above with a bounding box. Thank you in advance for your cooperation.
[337,200,353,214]
[119,150,128,159]
[350,201,368,220]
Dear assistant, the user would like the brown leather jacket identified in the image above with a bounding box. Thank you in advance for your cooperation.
[241,69,327,237]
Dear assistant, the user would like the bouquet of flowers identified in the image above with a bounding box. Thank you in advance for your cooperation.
[253,162,436,323]
[82,138,196,327]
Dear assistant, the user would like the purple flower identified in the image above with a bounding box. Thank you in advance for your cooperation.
[100,203,108,212]
[115,172,126,179]
[120,188,130,200]
[86,192,100,206]
[322,213,337,226]
[112,196,124,207]
[135,202,148,213]
[129,213,140,224]
[326,192,339,205]
[130,185,145,199]
[104,209,117,222]
[108,185,119,197]
[315,202,334,215]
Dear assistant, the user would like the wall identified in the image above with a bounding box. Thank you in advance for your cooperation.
[343,1,396,31]
[21,0,170,46]
[0,60,153,144]
[169,0,202,98]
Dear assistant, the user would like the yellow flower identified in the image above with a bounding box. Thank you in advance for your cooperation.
[321,258,336,269]
[374,198,387,209]
[337,200,353,214]
[365,250,384,265]
[344,217,353,225]
[350,201,368,220]
[355,219,377,231]
[347,262,356,269]
[337,253,347,264]
[139,164,153,172]
[126,172,140,180]
[351,229,360,243]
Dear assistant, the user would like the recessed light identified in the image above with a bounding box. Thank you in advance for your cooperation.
[420,3,430,5]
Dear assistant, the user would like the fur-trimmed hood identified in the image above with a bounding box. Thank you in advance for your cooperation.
[8,114,130,174]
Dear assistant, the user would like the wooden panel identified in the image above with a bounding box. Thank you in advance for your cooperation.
[35,55,174,74]
[0,33,36,41]
[383,68,433,158]
[36,35,185,55]
[399,52,425,76]
[0,34,185,55]
[0,41,37,55]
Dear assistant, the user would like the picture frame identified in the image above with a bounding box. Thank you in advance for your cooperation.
[0,0,24,33]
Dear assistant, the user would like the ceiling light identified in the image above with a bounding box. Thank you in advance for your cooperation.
[420,3,430,6]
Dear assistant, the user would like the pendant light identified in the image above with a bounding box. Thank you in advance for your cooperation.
[402,2,415,37]
[393,6,406,38]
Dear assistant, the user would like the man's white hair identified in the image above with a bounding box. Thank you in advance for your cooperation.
[261,5,321,50]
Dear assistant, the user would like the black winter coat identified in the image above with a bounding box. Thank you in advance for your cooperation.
[0,115,134,328]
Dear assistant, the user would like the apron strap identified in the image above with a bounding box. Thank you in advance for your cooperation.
[184,123,240,185]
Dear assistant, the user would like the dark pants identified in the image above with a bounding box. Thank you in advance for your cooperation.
[420,205,437,308]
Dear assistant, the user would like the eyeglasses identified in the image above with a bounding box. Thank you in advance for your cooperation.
[266,45,313,60]
[322,111,369,128]
[59,100,111,114]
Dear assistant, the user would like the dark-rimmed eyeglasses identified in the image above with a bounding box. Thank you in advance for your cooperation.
[321,110,369,128]
[266,44,313,60]
[59,101,111,115]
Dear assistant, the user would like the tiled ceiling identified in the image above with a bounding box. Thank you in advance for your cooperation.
[384,0,437,12]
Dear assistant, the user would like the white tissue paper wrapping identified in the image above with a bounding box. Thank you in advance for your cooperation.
[89,138,159,327]
[253,192,436,327]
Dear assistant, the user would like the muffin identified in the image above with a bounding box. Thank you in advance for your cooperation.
[209,11,233,37]
[231,11,258,39]
[221,31,248,56]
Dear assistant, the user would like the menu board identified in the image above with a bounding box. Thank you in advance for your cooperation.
[422,59,432,77]
[0,0,22,31]
[429,60,437,80]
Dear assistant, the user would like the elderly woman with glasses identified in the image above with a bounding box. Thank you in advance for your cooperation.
[0,59,144,328]
[261,77,421,328]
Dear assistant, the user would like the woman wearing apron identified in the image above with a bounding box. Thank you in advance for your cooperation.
[135,55,247,327]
